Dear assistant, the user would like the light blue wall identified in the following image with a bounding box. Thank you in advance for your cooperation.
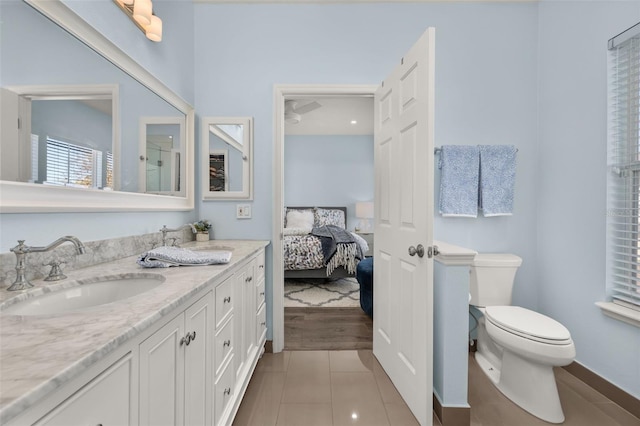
[0,1,197,250]
[537,1,640,398]
[284,134,374,230]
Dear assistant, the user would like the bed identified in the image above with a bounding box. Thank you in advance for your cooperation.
[283,206,368,279]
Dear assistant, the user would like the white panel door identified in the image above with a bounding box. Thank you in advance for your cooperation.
[373,28,435,426]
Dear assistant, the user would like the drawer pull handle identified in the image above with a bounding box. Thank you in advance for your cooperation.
[261,321,266,327]
[223,296,231,303]
[224,387,231,396]
[260,292,265,296]
[180,331,196,346]
[259,265,264,269]
[223,339,231,347]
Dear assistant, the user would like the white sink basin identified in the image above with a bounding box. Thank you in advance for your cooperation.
[1,274,166,316]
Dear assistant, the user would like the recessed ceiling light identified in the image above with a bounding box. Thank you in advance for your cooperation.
[351,120,357,124]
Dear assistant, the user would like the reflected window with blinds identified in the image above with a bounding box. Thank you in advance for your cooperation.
[608,22,640,313]
[44,137,113,190]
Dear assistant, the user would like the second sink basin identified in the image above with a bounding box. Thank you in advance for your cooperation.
[1,274,166,316]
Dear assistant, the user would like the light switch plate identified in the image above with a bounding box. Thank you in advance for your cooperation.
[236,204,251,219]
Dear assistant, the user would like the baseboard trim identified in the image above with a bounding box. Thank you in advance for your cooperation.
[563,362,640,419]
[433,394,470,426]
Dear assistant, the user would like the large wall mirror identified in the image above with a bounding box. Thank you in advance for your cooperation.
[0,0,194,212]
[201,117,253,200]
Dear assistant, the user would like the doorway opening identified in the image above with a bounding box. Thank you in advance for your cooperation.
[272,85,377,353]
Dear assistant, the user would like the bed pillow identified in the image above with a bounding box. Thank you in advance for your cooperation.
[314,208,346,229]
[285,209,314,229]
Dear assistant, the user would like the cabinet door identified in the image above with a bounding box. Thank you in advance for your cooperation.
[184,292,213,426]
[244,259,257,361]
[234,266,247,380]
[35,353,134,426]
[139,314,185,426]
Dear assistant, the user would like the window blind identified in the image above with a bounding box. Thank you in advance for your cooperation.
[46,138,94,187]
[106,151,114,189]
[608,23,640,311]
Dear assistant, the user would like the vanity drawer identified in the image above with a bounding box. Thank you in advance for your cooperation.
[215,275,234,328]
[256,303,267,346]
[214,356,236,426]
[256,278,265,310]
[214,316,234,377]
[255,250,265,282]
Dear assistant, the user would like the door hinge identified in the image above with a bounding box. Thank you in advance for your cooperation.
[427,245,440,259]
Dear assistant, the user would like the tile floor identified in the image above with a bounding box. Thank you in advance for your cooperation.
[233,350,640,426]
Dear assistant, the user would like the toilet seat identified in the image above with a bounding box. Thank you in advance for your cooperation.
[485,306,572,345]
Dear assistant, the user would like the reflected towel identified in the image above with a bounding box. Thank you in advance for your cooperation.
[438,145,480,217]
[137,246,232,268]
[479,145,517,217]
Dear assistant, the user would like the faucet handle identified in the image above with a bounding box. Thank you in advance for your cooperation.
[43,259,67,282]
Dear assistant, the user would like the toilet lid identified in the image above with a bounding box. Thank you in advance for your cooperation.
[485,306,572,344]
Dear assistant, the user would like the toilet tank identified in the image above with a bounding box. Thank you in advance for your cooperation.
[469,254,522,307]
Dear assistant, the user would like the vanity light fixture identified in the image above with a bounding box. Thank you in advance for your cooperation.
[114,0,162,42]
[350,120,357,124]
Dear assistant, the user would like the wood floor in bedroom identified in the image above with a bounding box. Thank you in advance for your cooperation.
[284,307,373,351]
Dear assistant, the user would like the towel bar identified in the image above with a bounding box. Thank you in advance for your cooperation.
[434,146,518,154]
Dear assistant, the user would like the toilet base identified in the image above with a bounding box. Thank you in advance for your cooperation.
[495,349,565,424]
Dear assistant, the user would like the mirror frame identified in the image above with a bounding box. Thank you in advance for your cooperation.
[0,0,194,213]
[201,116,253,200]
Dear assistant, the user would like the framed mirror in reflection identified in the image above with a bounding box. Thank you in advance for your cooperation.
[202,117,253,200]
[0,0,194,212]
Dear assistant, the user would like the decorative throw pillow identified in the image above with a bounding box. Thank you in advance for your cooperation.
[285,209,314,229]
[314,208,346,229]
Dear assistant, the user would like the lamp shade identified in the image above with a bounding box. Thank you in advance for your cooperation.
[146,15,162,42]
[133,0,152,26]
[356,202,374,219]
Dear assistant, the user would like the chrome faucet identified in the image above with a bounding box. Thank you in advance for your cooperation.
[8,236,86,291]
[159,224,196,247]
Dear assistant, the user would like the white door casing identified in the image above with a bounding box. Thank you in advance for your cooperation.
[373,28,435,426]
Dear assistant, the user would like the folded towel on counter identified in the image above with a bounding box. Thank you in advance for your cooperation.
[479,145,517,216]
[438,145,480,217]
[137,246,232,268]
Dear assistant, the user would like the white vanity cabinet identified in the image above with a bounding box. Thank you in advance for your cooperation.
[139,291,213,426]
[33,352,135,426]
[2,244,267,426]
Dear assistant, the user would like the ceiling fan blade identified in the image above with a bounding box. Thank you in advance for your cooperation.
[293,101,322,115]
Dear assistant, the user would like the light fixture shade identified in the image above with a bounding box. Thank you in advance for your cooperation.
[146,15,162,42]
[133,0,152,26]
[356,201,374,219]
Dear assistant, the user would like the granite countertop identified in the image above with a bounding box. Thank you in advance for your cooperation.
[0,239,269,424]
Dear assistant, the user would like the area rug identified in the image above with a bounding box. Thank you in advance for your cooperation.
[284,277,360,308]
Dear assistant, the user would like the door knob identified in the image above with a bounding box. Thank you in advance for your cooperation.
[408,244,425,258]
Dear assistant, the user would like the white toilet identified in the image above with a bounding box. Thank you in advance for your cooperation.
[469,254,576,424]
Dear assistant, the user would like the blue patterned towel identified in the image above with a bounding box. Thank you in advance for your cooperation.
[137,246,232,268]
[439,145,480,217]
[479,145,517,216]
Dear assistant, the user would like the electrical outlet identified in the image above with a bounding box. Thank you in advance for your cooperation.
[236,204,251,219]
